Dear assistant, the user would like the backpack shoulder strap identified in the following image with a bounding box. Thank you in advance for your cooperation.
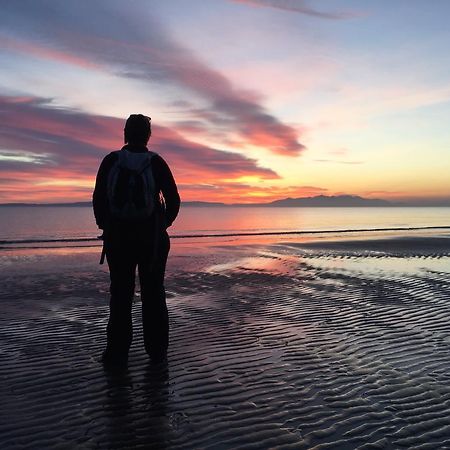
[116,148,130,167]
[106,150,125,212]
[136,151,156,173]
[105,149,122,169]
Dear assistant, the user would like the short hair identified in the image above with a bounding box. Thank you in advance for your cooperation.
[124,114,151,144]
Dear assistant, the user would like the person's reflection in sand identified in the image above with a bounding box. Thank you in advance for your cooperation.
[103,362,171,448]
[141,361,171,448]
[104,367,138,449]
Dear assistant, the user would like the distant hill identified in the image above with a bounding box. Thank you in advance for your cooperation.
[268,195,393,207]
[181,201,227,207]
[1,195,448,207]
[184,195,394,207]
[0,202,92,207]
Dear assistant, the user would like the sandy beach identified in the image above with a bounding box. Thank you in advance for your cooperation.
[1,231,450,449]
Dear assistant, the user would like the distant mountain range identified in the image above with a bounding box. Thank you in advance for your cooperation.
[270,195,393,207]
[1,195,449,207]
[184,195,392,207]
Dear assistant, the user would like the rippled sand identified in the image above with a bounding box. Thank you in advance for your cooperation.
[1,233,450,449]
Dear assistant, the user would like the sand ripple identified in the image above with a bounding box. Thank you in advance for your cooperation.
[1,238,450,449]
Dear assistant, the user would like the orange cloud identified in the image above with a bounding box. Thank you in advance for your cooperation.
[179,183,328,203]
[0,95,285,203]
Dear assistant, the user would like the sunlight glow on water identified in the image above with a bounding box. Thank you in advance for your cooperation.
[0,206,449,243]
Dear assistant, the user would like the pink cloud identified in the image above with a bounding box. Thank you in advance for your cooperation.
[0,95,281,203]
[0,35,100,70]
[0,2,305,156]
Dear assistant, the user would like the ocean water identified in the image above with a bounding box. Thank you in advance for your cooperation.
[1,206,450,248]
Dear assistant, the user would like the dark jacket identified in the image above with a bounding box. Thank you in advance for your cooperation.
[93,144,180,232]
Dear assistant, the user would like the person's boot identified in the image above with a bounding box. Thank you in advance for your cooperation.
[101,349,128,369]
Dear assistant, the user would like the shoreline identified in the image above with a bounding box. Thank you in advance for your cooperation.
[1,225,450,251]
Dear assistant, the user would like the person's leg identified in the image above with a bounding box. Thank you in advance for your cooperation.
[138,231,170,361]
[104,241,137,363]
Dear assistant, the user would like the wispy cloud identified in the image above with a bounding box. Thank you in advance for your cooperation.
[313,159,364,165]
[0,0,305,156]
[231,0,360,19]
[0,95,280,202]
[328,148,349,157]
[0,151,53,165]
[0,35,100,70]
[176,182,328,203]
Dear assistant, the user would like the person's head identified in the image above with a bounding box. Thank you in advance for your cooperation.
[124,114,151,145]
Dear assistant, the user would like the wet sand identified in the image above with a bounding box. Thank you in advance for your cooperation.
[1,233,450,449]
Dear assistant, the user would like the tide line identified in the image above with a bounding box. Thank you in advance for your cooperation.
[0,225,449,249]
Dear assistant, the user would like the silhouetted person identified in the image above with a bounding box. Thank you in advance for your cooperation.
[93,114,180,367]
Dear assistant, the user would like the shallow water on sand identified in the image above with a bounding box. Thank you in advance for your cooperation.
[1,205,450,246]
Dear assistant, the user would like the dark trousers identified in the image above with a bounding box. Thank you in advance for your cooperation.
[105,230,170,358]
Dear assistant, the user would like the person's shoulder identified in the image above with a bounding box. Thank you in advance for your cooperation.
[150,153,175,181]
[106,150,120,159]
[148,150,160,159]
[150,152,168,167]
[97,151,120,175]
[102,151,120,164]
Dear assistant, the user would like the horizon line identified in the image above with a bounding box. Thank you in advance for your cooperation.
[1,194,450,208]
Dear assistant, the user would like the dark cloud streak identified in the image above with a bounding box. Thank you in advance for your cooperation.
[231,0,360,20]
[0,0,305,156]
[0,95,279,183]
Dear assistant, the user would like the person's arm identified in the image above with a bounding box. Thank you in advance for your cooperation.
[152,155,180,227]
[92,153,116,230]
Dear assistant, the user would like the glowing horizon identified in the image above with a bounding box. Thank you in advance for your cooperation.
[1,1,449,204]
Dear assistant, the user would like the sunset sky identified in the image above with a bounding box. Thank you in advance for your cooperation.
[1,0,449,204]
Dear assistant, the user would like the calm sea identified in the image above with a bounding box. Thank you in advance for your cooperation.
[1,206,450,249]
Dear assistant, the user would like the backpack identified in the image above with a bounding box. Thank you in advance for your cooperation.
[107,149,157,221]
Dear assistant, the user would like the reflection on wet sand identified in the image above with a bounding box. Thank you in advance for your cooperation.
[2,234,450,448]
